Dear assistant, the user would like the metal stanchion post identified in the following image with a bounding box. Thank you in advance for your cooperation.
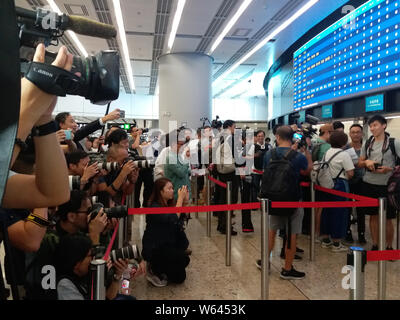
[348,247,367,300]
[310,182,315,261]
[194,175,198,219]
[117,217,125,249]
[260,199,269,300]
[206,174,211,237]
[90,259,106,300]
[226,181,232,266]
[378,197,387,300]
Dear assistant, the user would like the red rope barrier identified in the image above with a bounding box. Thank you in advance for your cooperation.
[253,169,264,175]
[313,184,376,202]
[367,250,400,261]
[271,200,378,208]
[300,182,311,187]
[102,194,126,261]
[207,175,227,188]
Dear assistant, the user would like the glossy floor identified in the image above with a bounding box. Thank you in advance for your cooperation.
[130,210,400,300]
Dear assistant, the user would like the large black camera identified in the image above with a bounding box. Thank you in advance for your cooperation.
[88,152,120,172]
[88,203,128,222]
[16,6,120,105]
[293,115,319,148]
[110,245,142,263]
[68,175,82,191]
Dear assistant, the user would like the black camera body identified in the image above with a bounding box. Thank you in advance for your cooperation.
[88,203,128,222]
[296,115,319,148]
[17,7,120,105]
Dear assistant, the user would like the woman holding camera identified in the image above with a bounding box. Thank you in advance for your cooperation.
[142,178,190,287]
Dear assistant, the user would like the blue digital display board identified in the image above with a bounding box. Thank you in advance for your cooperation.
[322,105,333,118]
[293,0,400,110]
[366,93,385,111]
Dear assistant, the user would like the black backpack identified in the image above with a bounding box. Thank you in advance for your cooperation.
[259,148,301,207]
[259,148,300,249]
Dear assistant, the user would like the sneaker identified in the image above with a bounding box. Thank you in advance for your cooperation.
[242,223,254,233]
[280,266,305,280]
[358,233,367,244]
[331,243,348,253]
[321,239,333,248]
[146,265,167,287]
[255,259,271,274]
[344,232,354,244]
[296,247,304,254]
[386,247,395,262]
[218,226,237,236]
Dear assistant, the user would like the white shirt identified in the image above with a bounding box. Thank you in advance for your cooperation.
[324,147,355,180]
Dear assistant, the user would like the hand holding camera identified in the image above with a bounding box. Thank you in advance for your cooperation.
[121,160,136,178]
[177,185,189,206]
[103,108,122,123]
[88,207,108,238]
[82,162,100,183]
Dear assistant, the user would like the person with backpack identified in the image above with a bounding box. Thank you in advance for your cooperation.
[256,126,312,280]
[358,115,400,251]
[319,131,355,252]
[345,124,366,244]
[311,123,334,241]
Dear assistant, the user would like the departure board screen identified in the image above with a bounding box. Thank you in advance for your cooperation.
[293,0,400,110]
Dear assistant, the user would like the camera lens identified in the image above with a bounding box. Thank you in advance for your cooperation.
[104,205,128,219]
[110,245,142,263]
[69,175,81,191]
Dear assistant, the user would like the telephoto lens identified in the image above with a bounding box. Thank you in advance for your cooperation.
[96,161,120,172]
[91,196,98,204]
[110,245,142,263]
[104,205,128,219]
[132,160,155,169]
[68,175,81,190]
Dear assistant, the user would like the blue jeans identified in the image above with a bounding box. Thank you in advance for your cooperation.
[321,178,350,240]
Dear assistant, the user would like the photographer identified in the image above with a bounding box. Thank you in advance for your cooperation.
[97,145,138,205]
[24,190,108,300]
[55,109,122,151]
[55,233,140,300]
[130,126,154,208]
[142,179,190,287]
[3,44,70,209]
[251,130,268,204]
[65,151,99,193]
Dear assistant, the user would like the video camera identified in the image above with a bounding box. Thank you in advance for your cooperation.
[211,116,222,129]
[16,6,120,105]
[293,115,319,148]
[88,202,128,222]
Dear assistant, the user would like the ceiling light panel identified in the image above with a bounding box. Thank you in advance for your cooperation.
[167,0,187,52]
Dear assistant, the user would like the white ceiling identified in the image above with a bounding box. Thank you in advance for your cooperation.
[16,0,351,97]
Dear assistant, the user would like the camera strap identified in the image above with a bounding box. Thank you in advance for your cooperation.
[0,0,21,205]
[21,61,83,97]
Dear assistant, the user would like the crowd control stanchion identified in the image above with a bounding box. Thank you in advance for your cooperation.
[310,182,316,261]
[260,198,269,300]
[192,176,199,219]
[206,173,211,237]
[226,181,232,267]
[348,247,366,300]
[378,197,387,300]
[117,217,125,248]
[90,259,106,300]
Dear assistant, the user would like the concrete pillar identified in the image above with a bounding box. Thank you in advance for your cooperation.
[158,53,213,133]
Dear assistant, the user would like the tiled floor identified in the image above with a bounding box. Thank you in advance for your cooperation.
[130,210,400,300]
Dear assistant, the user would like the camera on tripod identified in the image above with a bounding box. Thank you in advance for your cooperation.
[16,6,120,105]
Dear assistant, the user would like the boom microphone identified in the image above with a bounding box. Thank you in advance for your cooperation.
[64,15,117,39]
[15,6,117,39]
